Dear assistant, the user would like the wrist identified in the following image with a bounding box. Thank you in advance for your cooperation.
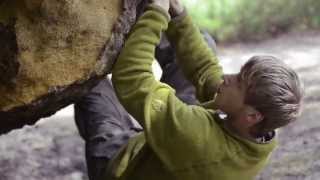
[147,4,171,21]
[169,5,185,18]
[150,2,169,13]
[170,8,187,23]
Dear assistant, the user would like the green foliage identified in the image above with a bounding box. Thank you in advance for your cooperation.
[183,0,320,42]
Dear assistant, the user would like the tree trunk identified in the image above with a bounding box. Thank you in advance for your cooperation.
[0,0,148,134]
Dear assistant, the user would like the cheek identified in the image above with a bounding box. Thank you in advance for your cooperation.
[215,85,245,111]
[223,89,244,109]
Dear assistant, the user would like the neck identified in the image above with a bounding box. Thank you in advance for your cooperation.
[224,117,256,141]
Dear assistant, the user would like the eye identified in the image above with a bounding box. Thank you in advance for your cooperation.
[236,74,241,82]
[236,74,242,88]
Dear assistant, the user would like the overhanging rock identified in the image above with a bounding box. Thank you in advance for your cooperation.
[0,0,148,134]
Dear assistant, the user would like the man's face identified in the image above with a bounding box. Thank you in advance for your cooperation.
[214,73,247,116]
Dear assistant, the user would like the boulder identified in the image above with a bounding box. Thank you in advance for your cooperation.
[0,0,147,134]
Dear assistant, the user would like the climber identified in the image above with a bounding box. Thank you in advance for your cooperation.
[75,0,303,179]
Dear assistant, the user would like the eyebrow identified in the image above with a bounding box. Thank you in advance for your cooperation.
[237,73,241,82]
[237,73,247,90]
[238,70,247,83]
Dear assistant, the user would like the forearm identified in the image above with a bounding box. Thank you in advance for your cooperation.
[166,12,223,102]
[111,5,170,125]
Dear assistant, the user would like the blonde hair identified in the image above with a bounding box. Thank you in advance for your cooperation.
[240,56,303,134]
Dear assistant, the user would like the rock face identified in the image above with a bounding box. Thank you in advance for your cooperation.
[0,0,147,134]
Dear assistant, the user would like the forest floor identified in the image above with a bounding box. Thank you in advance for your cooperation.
[0,30,319,180]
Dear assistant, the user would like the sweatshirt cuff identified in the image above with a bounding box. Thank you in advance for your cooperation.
[147,4,171,22]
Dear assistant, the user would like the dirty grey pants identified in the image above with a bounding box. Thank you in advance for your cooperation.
[74,32,216,180]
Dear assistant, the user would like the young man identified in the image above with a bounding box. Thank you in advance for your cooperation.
[76,0,303,179]
[75,32,216,180]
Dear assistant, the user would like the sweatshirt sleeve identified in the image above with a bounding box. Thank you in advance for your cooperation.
[111,4,171,126]
[166,12,224,103]
[112,5,227,171]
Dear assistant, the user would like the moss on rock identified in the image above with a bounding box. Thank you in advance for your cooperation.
[0,0,121,111]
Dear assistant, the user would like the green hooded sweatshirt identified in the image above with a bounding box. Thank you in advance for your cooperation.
[109,4,277,180]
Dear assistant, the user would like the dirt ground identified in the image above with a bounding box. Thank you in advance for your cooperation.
[0,30,319,180]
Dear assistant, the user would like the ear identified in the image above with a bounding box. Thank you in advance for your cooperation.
[245,106,264,125]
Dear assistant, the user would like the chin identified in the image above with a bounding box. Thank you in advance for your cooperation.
[218,105,233,115]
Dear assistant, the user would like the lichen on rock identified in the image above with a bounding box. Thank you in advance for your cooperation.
[0,0,147,134]
[0,0,121,111]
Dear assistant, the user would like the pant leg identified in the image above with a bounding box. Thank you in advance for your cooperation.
[74,77,142,180]
[155,31,217,105]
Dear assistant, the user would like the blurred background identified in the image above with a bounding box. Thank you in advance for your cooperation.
[183,0,320,43]
[0,0,319,179]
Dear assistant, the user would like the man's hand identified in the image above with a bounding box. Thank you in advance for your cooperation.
[151,0,170,13]
[169,0,185,17]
